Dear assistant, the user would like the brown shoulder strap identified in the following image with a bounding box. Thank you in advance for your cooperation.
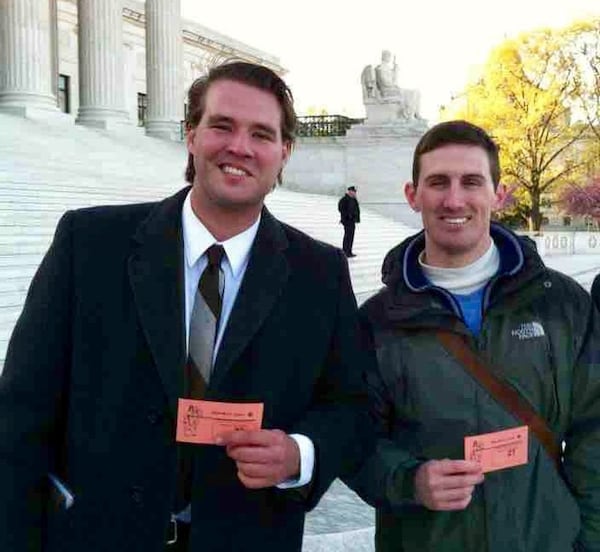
[437,330,561,469]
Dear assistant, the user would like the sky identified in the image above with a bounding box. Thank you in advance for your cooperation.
[177,0,599,122]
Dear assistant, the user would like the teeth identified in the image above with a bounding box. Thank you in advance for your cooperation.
[444,218,468,224]
[222,165,247,176]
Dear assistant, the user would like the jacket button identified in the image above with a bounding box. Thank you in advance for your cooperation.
[130,486,144,505]
[147,409,162,425]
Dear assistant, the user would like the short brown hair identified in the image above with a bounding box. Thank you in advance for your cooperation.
[412,120,501,189]
[184,61,296,184]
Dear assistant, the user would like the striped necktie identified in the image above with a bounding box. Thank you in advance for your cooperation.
[177,244,225,510]
[187,244,225,393]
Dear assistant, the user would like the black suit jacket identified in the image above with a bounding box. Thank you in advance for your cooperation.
[338,194,360,225]
[0,187,374,552]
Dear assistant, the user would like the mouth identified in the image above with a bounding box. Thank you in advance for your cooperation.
[220,164,252,177]
[440,216,470,226]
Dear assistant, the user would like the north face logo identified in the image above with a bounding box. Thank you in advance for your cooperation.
[511,322,545,340]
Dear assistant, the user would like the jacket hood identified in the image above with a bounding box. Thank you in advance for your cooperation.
[381,222,544,296]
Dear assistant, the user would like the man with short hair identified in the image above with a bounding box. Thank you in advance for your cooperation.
[347,120,600,551]
[0,62,373,552]
[338,185,360,257]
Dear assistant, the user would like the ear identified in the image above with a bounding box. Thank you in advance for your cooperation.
[404,181,420,212]
[493,183,507,210]
[281,141,292,166]
[186,127,196,154]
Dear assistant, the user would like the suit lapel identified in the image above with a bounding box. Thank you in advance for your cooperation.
[210,208,290,388]
[128,187,190,418]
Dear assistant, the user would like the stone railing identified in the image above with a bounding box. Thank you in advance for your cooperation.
[296,115,364,138]
[523,232,600,256]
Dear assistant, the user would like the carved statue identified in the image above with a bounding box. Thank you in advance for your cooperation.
[374,50,401,98]
[394,89,420,119]
[404,89,421,119]
[361,65,377,101]
[360,49,423,123]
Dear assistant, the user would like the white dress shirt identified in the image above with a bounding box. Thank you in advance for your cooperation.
[181,192,314,488]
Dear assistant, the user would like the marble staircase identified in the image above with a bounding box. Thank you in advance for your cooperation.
[0,112,415,368]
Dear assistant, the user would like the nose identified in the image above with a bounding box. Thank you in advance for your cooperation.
[442,181,466,210]
[226,130,252,157]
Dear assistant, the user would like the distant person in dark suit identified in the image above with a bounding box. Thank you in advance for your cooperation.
[338,185,361,257]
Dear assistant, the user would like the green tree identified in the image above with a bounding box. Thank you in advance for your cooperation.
[562,19,600,183]
[565,19,600,142]
[441,24,596,231]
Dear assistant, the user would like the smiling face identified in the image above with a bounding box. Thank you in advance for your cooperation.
[405,144,505,268]
[187,79,291,234]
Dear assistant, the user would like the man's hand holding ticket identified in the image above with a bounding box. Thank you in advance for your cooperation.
[464,426,528,473]
[175,398,300,488]
[219,428,302,489]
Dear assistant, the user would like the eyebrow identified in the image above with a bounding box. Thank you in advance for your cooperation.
[424,172,486,182]
[423,173,449,183]
[462,173,486,179]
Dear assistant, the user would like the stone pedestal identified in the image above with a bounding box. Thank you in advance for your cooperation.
[344,123,426,218]
[76,0,130,129]
[363,90,422,125]
[364,100,405,125]
[284,119,428,226]
[145,0,183,141]
[0,0,59,117]
[345,119,427,140]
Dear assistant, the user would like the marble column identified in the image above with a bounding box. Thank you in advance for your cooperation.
[0,0,59,116]
[76,0,129,129]
[145,0,183,140]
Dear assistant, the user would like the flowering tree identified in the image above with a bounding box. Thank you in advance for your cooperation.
[559,177,600,224]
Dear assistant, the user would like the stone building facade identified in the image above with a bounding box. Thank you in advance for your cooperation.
[0,0,283,139]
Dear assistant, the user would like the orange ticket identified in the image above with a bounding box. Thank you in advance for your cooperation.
[176,399,264,445]
[464,426,528,473]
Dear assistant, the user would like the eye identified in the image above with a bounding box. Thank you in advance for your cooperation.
[463,178,482,187]
[253,130,274,141]
[211,122,231,132]
[428,179,447,188]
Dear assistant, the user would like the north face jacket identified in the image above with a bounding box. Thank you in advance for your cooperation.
[347,223,600,552]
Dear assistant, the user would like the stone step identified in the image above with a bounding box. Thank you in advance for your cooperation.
[0,339,8,361]
[0,254,42,268]
[0,292,27,310]
[0,307,21,327]
[0,243,49,256]
[0,278,30,294]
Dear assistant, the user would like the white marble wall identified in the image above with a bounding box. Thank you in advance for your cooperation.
[52,0,283,126]
[284,139,348,195]
[284,132,424,225]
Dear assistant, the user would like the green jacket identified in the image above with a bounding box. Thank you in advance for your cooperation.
[348,223,600,552]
